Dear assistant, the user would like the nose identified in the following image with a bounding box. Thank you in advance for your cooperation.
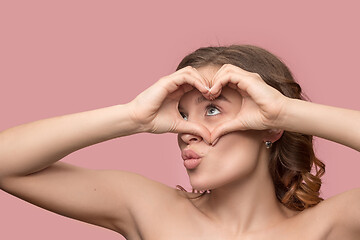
[179,133,202,145]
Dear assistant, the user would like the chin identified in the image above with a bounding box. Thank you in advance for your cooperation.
[187,172,212,191]
[188,172,229,191]
[188,166,257,192]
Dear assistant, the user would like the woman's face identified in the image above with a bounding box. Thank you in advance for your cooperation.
[177,65,266,191]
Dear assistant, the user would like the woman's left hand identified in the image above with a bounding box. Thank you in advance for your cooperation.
[208,64,289,142]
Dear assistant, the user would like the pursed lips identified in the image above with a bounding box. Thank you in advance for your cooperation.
[181,148,201,160]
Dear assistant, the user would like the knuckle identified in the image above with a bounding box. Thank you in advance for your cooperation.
[185,66,193,73]
[221,73,231,82]
[184,69,194,76]
[251,72,262,80]
[178,66,192,75]
[225,63,233,68]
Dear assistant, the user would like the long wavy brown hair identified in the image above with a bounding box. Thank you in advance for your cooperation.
[175,44,325,211]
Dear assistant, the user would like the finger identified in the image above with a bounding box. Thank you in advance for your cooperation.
[226,83,249,98]
[210,64,258,96]
[170,84,194,100]
[210,119,245,144]
[162,70,209,96]
[173,66,209,85]
[209,72,234,98]
[210,64,229,87]
[211,71,252,99]
[174,121,211,144]
[182,83,194,93]
[227,82,237,90]
[189,67,209,87]
[190,67,213,99]
[208,65,235,98]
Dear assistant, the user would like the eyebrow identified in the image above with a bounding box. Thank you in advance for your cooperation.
[178,94,230,111]
[196,94,230,104]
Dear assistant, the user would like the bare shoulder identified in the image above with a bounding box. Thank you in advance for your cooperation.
[298,188,360,240]
[0,162,182,239]
[106,170,191,238]
[84,166,186,239]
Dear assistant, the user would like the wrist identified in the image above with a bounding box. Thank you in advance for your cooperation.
[275,97,305,132]
[270,96,295,130]
[120,102,148,135]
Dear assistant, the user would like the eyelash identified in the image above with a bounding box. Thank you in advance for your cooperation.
[180,104,221,120]
[205,104,221,116]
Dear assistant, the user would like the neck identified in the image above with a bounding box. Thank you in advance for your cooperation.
[200,148,297,235]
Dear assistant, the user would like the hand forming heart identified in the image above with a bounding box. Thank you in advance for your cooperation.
[128,64,288,144]
[128,66,212,143]
[204,64,288,143]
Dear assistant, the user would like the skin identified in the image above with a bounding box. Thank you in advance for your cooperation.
[0,64,360,239]
[177,66,297,235]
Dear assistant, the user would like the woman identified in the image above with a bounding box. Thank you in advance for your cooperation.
[0,45,359,239]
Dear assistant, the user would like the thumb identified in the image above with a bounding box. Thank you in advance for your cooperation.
[174,121,211,144]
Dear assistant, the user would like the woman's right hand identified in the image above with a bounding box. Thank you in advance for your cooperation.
[127,66,211,143]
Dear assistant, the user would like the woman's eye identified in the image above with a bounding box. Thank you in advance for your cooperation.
[180,112,188,121]
[206,105,221,116]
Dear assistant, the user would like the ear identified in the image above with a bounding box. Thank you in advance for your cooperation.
[263,129,284,143]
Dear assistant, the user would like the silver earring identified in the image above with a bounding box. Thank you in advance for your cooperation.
[265,141,272,149]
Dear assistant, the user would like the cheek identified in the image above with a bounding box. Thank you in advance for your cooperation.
[196,131,262,189]
[215,130,261,151]
[212,132,261,169]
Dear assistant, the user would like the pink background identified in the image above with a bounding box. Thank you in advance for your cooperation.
[1,0,359,239]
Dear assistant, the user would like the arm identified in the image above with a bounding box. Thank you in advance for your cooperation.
[0,66,209,179]
[0,104,153,234]
[0,104,139,178]
[0,66,210,235]
[208,64,360,152]
[280,99,360,151]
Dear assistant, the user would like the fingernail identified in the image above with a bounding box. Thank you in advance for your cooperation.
[211,138,219,146]
[204,86,211,92]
